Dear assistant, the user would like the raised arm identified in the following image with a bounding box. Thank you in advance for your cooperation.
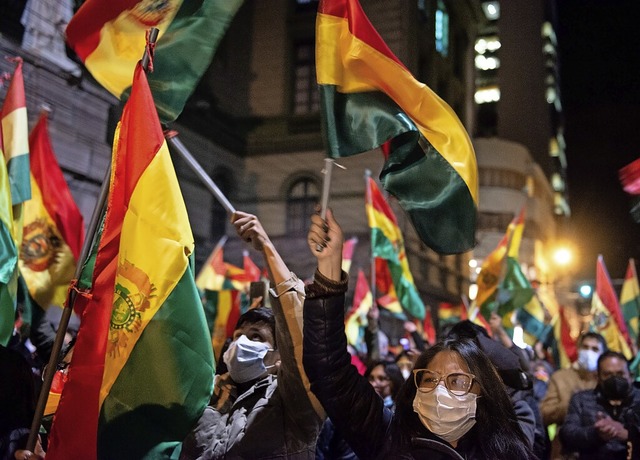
[303,209,393,459]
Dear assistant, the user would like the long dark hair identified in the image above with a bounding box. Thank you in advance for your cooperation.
[392,338,535,458]
[365,360,404,401]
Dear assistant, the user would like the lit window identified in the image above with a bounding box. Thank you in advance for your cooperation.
[292,42,320,115]
[481,1,500,21]
[286,177,319,235]
[475,55,500,70]
[474,36,501,54]
[474,86,500,104]
[435,0,449,57]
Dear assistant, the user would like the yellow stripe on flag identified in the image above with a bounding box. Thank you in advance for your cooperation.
[316,13,477,204]
[1,107,29,162]
[99,141,193,405]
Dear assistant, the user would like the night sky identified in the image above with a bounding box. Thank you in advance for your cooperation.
[555,0,640,283]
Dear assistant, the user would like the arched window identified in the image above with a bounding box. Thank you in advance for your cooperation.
[286,177,319,235]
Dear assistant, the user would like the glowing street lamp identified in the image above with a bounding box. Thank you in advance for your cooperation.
[552,246,573,268]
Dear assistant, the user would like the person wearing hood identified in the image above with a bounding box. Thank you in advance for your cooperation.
[560,351,640,459]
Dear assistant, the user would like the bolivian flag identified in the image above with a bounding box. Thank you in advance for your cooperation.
[550,307,577,369]
[345,269,372,347]
[0,148,17,346]
[621,258,640,343]
[65,0,244,123]
[19,112,85,310]
[366,177,425,320]
[47,64,214,460]
[591,255,633,359]
[317,0,478,254]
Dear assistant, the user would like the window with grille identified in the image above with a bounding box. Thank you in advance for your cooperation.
[286,177,319,235]
[292,41,320,115]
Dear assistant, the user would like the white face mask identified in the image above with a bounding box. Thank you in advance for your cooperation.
[223,334,274,383]
[578,349,600,372]
[401,368,412,380]
[412,384,477,443]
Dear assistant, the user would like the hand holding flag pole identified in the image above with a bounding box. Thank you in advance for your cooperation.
[316,159,345,251]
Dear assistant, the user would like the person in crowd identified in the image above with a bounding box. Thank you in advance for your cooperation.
[531,358,554,404]
[181,210,345,459]
[560,351,640,459]
[396,350,419,381]
[316,361,404,459]
[541,331,607,458]
[0,345,45,460]
[448,318,547,458]
[303,210,535,459]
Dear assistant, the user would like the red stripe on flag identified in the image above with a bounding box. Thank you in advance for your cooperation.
[225,291,241,339]
[66,0,142,61]
[317,0,407,71]
[29,112,85,260]
[0,58,25,116]
[596,255,632,343]
[368,177,398,226]
[559,307,577,362]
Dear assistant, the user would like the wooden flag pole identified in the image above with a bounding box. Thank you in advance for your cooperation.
[25,28,160,453]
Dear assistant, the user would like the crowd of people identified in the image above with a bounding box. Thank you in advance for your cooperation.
[3,208,640,459]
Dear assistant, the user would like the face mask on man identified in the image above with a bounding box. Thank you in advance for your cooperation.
[223,334,274,383]
[577,349,600,372]
[601,376,630,401]
[412,384,477,443]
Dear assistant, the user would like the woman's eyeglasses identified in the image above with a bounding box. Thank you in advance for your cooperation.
[413,369,476,396]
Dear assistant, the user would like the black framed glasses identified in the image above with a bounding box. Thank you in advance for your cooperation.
[413,369,476,396]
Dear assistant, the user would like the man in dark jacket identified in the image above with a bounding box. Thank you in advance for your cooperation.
[560,350,640,459]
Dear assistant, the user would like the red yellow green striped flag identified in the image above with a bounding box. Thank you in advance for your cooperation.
[65,0,244,123]
[47,63,214,460]
[0,58,30,345]
[621,258,640,343]
[0,145,17,345]
[345,269,372,347]
[341,236,358,275]
[591,255,633,359]
[1,58,31,210]
[366,177,425,320]
[19,112,85,310]
[316,0,478,254]
[550,306,577,369]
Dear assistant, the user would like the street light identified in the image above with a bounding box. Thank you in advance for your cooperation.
[552,246,573,268]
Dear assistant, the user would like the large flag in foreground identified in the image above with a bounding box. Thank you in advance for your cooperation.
[19,112,85,309]
[549,307,577,369]
[316,0,478,254]
[591,255,633,359]
[621,258,640,344]
[366,177,425,320]
[48,64,214,459]
[65,0,244,123]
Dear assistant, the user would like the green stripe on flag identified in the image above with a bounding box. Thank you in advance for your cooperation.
[98,265,214,460]
[321,86,476,253]
[6,154,31,205]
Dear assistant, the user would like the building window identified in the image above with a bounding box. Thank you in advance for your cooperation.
[435,0,449,57]
[292,41,319,115]
[286,177,319,235]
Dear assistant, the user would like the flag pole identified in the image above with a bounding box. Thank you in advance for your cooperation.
[365,169,377,304]
[25,29,160,453]
[164,131,236,215]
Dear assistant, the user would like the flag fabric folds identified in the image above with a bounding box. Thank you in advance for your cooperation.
[316,0,478,254]
[621,258,640,345]
[65,0,244,123]
[0,58,30,345]
[341,236,358,275]
[591,255,633,359]
[19,112,85,309]
[438,302,468,327]
[345,269,372,347]
[0,148,17,345]
[1,57,31,209]
[366,177,425,320]
[620,158,640,195]
[549,307,577,369]
[47,64,214,459]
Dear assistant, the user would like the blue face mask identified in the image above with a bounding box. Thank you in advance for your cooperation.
[223,334,274,383]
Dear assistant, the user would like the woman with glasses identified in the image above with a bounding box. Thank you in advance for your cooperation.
[304,211,535,459]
